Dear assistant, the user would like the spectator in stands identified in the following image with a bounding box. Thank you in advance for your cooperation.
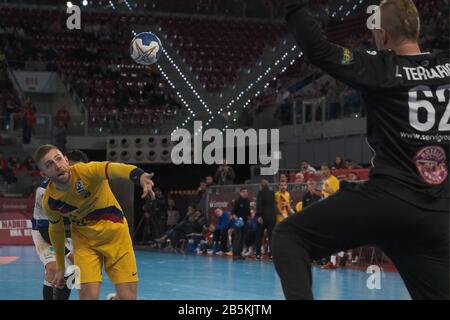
[189,209,207,233]
[302,178,322,209]
[279,173,288,183]
[7,151,22,171]
[242,208,258,257]
[54,106,70,129]
[0,151,16,186]
[230,187,251,260]
[212,207,232,255]
[21,98,36,144]
[178,205,195,225]
[53,120,67,154]
[165,198,180,225]
[214,160,235,185]
[275,181,294,223]
[344,159,353,169]
[300,160,317,175]
[194,180,207,205]
[154,188,168,234]
[22,156,38,172]
[155,204,185,245]
[346,172,358,182]
[205,175,214,187]
[5,98,17,124]
[156,206,205,249]
[166,198,180,230]
[255,179,277,260]
[340,171,359,191]
[294,172,305,184]
[140,194,163,243]
[345,159,362,170]
[332,156,347,169]
[320,164,340,198]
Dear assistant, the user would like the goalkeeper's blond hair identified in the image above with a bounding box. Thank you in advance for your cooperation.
[379,0,420,43]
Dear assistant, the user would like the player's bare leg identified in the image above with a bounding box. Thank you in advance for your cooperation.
[45,261,57,284]
[79,282,101,300]
[115,282,137,300]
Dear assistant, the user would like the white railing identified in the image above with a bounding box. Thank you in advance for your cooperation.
[4,59,25,104]
[9,113,53,138]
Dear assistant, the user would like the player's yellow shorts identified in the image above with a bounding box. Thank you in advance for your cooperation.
[71,218,138,284]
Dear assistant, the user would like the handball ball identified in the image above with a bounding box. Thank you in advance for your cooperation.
[235,217,245,228]
[130,32,163,65]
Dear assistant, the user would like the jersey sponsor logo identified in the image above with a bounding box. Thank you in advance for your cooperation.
[75,180,91,199]
[341,47,354,65]
[413,146,448,185]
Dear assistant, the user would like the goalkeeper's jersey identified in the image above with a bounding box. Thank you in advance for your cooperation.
[286,3,449,211]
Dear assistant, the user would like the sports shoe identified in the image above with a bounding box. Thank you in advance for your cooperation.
[106,293,116,300]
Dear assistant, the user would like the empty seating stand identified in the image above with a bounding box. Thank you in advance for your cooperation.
[158,16,288,91]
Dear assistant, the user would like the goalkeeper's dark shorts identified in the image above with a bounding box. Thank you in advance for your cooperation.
[272,179,449,300]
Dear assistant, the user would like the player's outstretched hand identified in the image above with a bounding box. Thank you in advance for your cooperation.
[52,269,66,289]
[140,172,155,199]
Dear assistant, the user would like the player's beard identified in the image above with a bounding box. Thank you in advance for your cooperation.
[54,169,70,184]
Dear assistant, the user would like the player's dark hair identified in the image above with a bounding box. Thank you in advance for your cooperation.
[66,149,89,163]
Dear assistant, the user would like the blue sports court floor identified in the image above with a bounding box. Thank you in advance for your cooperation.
[0,246,410,300]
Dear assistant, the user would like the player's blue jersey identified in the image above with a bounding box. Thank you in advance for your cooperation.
[32,179,70,231]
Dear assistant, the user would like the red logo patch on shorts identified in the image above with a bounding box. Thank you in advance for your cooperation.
[413,146,448,185]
